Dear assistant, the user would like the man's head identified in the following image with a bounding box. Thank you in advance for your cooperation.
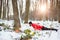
[29,21,32,26]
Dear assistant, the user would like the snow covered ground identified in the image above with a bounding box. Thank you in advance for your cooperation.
[0,19,60,40]
[21,21,60,40]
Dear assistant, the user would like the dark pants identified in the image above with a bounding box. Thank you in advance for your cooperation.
[42,26,57,31]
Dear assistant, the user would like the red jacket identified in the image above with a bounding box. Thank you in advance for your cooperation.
[31,23,43,30]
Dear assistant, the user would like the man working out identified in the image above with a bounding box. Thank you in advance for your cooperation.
[29,21,58,31]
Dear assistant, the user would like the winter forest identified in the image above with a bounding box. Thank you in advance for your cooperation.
[0,0,60,40]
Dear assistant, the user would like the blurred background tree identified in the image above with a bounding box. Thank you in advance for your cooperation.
[12,0,21,32]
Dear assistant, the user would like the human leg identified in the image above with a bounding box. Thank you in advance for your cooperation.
[42,27,58,31]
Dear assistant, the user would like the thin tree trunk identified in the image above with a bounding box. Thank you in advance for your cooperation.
[57,0,60,23]
[7,0,9,20]
[24,0,30,23]
[0,0,2,19]
[2,0,6,20]
[12,0,21,32]
[19,0,23,18]
[19,0,23,23]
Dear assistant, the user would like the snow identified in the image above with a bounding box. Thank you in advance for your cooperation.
[0,19,14,27]
[20,20,60,40]
[0,31,22,40]
[0,20,60,40]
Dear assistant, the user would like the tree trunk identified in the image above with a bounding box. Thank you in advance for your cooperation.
[57,0,60,23]
[24,0,30,23]
[7,0,9,20]
[2,0,6,19]
[12,0,21,32]
[19,0,23,18]
[0,0,2,19]
[19,0,23,23]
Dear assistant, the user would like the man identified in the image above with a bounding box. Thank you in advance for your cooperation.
[29,21,58,31]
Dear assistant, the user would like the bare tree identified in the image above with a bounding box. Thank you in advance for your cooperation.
[0,0,2,19]
[57,0,60,22]
[6,0,9,20]
[12,0,21,31]
[19,0,23,19]
[2,0,7,19]
[24,0,30,23]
